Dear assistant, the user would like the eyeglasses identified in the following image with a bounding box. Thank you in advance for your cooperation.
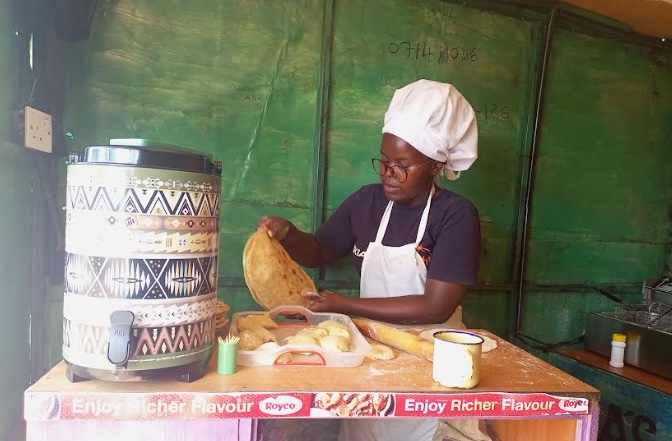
[371,157,434,183]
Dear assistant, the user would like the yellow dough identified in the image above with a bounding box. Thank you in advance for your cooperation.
[365,344,395,360]
[238,330,264,351]
[251,326,277,344]
[284,334,320,346]
[237,312,277,332]
[297,327,329,339]
[235,313,278,345]
[316,320,347,330]
[319,335,350,352]
[324,326,351,342]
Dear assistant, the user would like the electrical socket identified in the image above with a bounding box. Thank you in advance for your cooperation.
[24,106,53,153]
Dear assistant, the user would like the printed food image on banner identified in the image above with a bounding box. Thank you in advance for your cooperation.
[311,392,395,417]
[25,393,61,421]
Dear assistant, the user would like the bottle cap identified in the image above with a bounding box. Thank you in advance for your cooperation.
[612,333,627,343]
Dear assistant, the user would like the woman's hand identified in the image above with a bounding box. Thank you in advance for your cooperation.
[258,216,292,241]
[306,290,346,314]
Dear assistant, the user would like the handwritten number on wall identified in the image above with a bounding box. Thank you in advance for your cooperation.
[476,104,511,121]
[388,42,478,63]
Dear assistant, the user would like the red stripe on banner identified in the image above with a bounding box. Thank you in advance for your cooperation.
[47,393,312,420]
[393,393,589,418]
[25,391,588,421]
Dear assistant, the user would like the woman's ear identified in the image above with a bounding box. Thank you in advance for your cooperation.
[431,161,444,176]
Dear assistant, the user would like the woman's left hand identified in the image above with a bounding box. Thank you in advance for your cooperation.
[304,290,344,313]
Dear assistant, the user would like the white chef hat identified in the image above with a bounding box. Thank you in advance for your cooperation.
[382,79,478,180]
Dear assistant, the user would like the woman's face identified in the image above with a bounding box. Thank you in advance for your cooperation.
[378,133,442,205]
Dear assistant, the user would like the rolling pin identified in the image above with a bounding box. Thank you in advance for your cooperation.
[352,318,434,362]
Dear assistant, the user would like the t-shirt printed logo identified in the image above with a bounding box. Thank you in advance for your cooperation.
[416,244,432,266]
[352,244,366,258]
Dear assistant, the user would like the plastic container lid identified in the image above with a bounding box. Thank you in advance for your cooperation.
[70,139,222,176]
[612,333,627,343]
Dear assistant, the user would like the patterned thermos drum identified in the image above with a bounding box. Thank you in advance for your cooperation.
[63,142,222,382]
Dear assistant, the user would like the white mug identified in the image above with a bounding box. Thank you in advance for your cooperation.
[432,330,484,389]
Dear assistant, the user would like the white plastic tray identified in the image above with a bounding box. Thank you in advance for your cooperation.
[229,306,371,367]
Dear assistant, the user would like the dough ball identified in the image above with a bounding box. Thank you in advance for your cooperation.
[250,326,277,344]
[284,334,320,346]
[237,313,277,331]
[319,335,350,352]
[316,320,347,330]
[365,344,395,360]
[297,327,329,339]
[238,330,264,351]
[324,326,351,342]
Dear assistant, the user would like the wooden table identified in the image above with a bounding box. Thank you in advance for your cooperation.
[24,331,600,441]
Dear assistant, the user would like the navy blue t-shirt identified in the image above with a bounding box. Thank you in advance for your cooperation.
[315,184,480,284]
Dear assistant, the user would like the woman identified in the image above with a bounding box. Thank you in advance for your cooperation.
[259,79,480,327]
[258,79,481,441]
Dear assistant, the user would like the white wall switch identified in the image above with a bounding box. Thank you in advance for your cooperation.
[24,106,53,153]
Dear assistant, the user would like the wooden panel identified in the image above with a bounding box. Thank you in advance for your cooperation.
[492,418,578,441]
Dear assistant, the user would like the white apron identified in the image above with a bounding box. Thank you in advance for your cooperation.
[339,186,464,441]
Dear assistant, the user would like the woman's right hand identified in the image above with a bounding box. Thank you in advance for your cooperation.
[257,216,292,241]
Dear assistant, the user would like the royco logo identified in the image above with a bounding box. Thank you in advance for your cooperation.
[558,397,589,413]
[259,396,303,416]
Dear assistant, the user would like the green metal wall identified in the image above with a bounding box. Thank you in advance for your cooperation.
[0,0,35,438]
[521,29,672,345]
[52,0,672,364]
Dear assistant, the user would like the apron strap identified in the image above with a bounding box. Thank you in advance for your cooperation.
[374,201,394,243]
[415,185,434,245]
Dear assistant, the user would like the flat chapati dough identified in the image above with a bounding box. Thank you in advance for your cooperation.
[242,227,317,310]
[418,329,498,353]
